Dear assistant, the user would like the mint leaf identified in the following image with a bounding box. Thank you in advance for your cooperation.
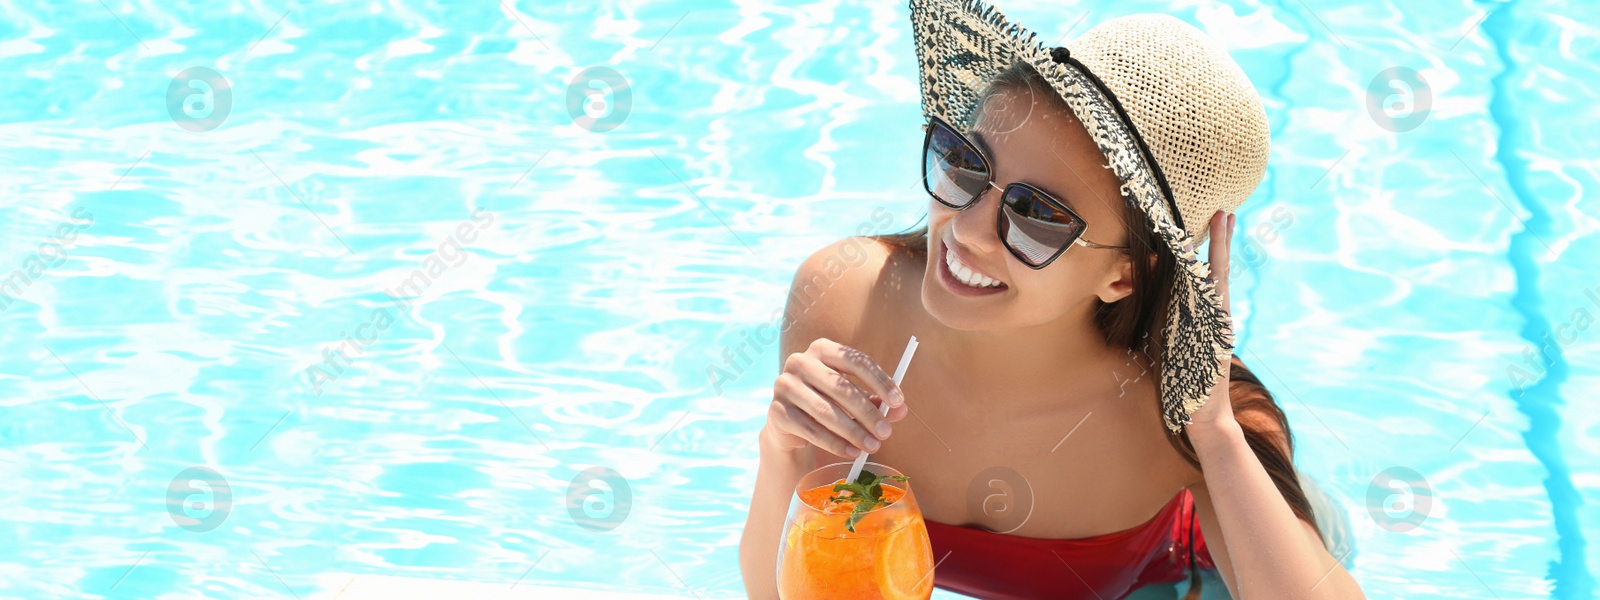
[844,497,877,532]
[854,468,878,486]
[830,468,910,532]
[830,481,869,501]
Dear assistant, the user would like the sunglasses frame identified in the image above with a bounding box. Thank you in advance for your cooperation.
[920,115,1128,270]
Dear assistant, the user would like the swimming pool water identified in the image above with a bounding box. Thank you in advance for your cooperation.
[1,0,1596,598]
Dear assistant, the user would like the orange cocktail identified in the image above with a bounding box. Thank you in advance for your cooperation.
[776,462,934,599]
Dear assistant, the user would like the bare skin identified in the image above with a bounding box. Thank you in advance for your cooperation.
[739,90,1364,598]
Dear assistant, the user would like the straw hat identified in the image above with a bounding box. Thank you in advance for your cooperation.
[909,0,1271,432]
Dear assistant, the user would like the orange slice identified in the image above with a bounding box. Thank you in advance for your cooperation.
[876,518,935,599]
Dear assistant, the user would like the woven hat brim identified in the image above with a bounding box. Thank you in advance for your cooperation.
[910,0,1235,432]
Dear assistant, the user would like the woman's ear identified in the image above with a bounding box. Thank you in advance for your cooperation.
[1097,253,1156,304]
[1097,254,1137,304]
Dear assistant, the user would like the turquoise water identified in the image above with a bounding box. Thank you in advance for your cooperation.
[1,0,1596,598]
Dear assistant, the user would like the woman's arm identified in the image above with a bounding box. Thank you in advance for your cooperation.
[1184,211,1363,598]
[1187,418,1363,598]
[740,237,905,599]
[739,429,815,600]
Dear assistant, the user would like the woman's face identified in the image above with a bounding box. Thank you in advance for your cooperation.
[922,88,1135,331]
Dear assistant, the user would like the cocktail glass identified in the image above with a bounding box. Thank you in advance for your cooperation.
[776,461,935,599]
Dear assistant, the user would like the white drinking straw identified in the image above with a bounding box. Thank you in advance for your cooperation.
[845,335,919,483]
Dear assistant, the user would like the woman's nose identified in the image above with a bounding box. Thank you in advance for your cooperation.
[950,183,1004,254]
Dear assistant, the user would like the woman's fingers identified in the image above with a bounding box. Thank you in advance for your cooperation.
[792,352,894,441]
[767,338,910,459]
[808,339,906,407]
[1209,210,1232,311]
[776,364,881,455]
[767,393,861,458]
[1209,211,1236,378]
[883,397,909,423]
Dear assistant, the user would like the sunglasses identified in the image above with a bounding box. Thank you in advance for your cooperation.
[921,116,1127,269]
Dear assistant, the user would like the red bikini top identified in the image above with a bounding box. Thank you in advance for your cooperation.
[925,489,1214,599]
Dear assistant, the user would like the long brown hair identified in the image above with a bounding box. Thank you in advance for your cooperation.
[879,60,1319,595]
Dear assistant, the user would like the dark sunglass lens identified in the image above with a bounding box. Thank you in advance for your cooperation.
[923,123,989,208]
[999,186,1085,266]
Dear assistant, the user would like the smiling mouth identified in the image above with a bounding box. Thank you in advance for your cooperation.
[940,240,1008,293]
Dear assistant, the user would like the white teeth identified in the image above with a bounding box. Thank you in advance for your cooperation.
[945,246,1004,289]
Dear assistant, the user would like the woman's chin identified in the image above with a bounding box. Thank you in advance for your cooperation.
[921,277,1009,331]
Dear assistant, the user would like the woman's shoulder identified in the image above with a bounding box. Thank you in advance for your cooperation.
[783,235,924,348]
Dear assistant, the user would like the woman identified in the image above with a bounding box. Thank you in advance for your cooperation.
[741,2,1363,598]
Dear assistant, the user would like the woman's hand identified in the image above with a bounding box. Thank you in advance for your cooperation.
[764,338,908,458]
[1187,210,1237,432]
